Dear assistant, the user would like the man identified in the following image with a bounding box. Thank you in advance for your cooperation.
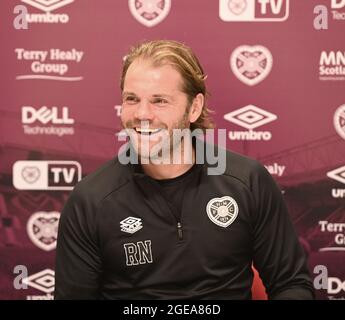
[55,40,314,299]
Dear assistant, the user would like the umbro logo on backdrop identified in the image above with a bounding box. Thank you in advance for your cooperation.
[224,105,277,141]
[21,0,74,12]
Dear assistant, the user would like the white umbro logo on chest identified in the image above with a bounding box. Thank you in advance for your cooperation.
[120,216,143,234]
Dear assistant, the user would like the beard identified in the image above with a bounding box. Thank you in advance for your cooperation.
[122,109,191,164]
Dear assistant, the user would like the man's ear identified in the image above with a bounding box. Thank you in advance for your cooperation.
[188,93,204,124]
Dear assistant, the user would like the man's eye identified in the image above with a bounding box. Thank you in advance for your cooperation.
[153,98,168,105]
[123,96,139,104]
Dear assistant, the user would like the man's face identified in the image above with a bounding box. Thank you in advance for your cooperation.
[121,59,192,160]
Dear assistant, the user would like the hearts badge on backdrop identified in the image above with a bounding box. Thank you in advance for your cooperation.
[333,105,345,140]
[228,0,248,15]
[26,211,60,251]
[230,45,273,86]
[128,0,171,27]
[21,166,41,184]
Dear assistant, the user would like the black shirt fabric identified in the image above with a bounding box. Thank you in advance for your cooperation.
[152,164,202,222]
[55,144,314,300]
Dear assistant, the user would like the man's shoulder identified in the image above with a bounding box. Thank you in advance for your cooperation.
[71,157,131,203]
[212,144,267,188]
[225,148,262,174]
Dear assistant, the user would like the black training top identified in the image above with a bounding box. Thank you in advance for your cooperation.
[55,145,314,300]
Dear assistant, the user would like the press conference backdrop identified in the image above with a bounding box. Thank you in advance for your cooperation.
[0,0,344,300]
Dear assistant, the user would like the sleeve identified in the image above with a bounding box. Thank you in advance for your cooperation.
[251,163,315,300]
[54,188,102,299]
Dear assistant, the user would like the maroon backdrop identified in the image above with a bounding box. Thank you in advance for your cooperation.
[1,0,344,300]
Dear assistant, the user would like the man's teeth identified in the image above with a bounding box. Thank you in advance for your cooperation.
[135,128,161,135]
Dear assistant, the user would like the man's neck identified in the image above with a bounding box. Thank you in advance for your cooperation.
[141,145,195,180]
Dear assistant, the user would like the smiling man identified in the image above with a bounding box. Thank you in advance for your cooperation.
[119,42,212,176]
[55,40,314,300]
[121,61,198,171]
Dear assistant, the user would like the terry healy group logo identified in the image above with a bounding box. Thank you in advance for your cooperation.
[17,0,74,25]
[317,220,345,253]
[220,0,289,22]
[27,211,60,251]
[15,48,84,81]
[224,105,277,141]
[13,160,81,190]
[129,0,171,27]
[22,105,75,136]
[230,45,273,86]
[319,51,345,81]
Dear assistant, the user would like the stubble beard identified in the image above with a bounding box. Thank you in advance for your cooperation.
[122,109,191,164]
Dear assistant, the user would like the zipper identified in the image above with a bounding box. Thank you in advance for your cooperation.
[177,222,183,240]
[143,178,185,242]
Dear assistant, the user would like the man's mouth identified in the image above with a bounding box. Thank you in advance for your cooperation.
[134,128,163,136]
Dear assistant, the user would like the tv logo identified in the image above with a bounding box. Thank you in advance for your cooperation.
[13,160,81,190]
[22,106,74,124]
[220,0,289,22]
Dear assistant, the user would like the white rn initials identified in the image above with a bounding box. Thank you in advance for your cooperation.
[123,240,153,266]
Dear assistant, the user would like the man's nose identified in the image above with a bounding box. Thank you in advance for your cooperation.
[134,100,154,121]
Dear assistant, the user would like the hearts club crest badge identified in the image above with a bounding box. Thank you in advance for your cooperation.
[206,196,239,228]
